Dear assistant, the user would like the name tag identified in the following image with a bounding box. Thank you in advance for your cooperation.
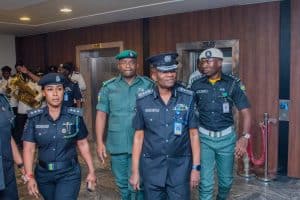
[35,125,49,129]
[196,89,209,94]
[145,108,160,113]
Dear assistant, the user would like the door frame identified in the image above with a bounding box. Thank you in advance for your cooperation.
[75,41,124,138]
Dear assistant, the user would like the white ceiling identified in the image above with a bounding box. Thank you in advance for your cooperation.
[0,0,280,36]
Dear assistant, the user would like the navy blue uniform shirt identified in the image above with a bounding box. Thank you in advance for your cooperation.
[191,73,250,131]
[63,79,82,107]
[133,86,198,186]
[22,106,88,162]
[0,94,15,190]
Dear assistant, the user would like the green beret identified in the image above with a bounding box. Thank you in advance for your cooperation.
[115,50,137,60]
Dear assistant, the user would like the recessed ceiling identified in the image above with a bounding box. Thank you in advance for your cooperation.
[0,0,280,36]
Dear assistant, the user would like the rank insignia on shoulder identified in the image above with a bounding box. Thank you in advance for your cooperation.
[137,89,153,99]
[67,107,83,116]
[176,87,193,96]
[27,108,44,118]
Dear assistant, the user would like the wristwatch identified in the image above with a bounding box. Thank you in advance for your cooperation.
[192,164,201,171]
[242,132,251,140]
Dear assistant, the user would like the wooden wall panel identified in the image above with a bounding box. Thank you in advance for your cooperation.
[149,2,280,172]
[16,20,143,73]
[46,20,143,73]
[288,0,300,177]
[15,34,46,71]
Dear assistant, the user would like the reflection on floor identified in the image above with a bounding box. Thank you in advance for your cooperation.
[16,145,300,200]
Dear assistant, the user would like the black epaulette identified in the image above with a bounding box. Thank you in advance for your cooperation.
[137,89,154,99]
[176,87,194,96]
[67,107,83,116]
[27,108,44,118]
[102,77,117,87]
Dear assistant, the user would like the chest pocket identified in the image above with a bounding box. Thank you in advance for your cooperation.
[143,110,161,127]
[109,92,123,111]
[35,125,52,145]
[195,92,209,110]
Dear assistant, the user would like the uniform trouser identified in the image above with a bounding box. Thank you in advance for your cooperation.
[111,153,144,200]
[35,163,81,200]
[199,130,236,200]
[13,113,27,147]
[143,181,190,200]
[0,160,18,200]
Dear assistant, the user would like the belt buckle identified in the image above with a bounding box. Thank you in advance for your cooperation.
[48,163,55,171]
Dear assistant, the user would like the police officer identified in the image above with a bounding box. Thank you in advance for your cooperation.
[95,50,153,200]
[58,63,82,107]
[0,93,24,199]
[191,48,251,200]
[130,53,200,200]
[22,73,96,200]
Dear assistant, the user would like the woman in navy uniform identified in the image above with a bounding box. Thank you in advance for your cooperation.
[22,73,96,200]
[130,53,200,200]
[0,93,24,199]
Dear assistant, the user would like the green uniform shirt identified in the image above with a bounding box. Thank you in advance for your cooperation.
[96,75,153,154]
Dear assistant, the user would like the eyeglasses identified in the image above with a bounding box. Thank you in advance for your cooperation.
[119,61,136,67]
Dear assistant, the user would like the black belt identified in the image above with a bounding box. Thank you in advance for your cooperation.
[38,158,77,171]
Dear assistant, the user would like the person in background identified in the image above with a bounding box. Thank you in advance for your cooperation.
[59,62,86,92]
[13,61,42,148]
[22,73,96,200]
[0,93,25,199]
[187,57,203,88]
[130,52,200,200]
[95,50,153,200]
[0,66,18,114]
[58,63,82,108]
[191,48,251,200]
[47,65,58,73]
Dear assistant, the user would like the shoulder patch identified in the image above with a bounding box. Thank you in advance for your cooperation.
[67,107,83,116]
[102,77,117,87]
[27,108,44,118]
[137,89,154,99]
[176,87,194,96]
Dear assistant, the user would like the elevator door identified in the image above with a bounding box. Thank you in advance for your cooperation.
[80,57,119,138]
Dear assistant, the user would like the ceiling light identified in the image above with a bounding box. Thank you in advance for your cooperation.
[60,8,72,13]
[19,16,31,21]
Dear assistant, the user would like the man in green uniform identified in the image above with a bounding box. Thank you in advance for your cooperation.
[95,50,153,200]
[191,48,251,200]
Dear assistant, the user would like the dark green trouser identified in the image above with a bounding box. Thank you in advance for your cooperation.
[199,131,236,200]
[111,153,144,200]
